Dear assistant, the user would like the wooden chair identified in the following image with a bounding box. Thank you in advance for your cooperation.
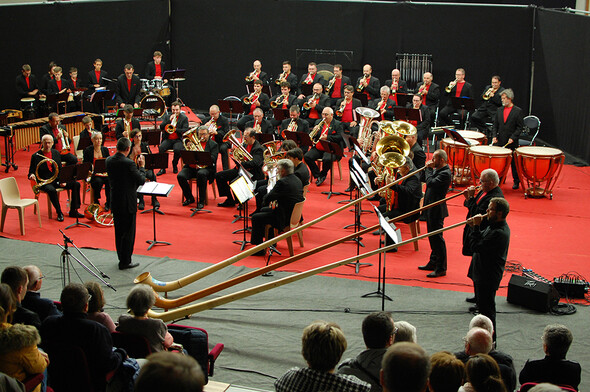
[265,199,306,256]
[0,177,41,235]
[185,178,217,205]
[35,187,69,220]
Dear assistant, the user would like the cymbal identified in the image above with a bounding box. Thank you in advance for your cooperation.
[171,78,185,82]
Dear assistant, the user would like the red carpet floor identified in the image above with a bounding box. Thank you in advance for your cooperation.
[1,144,589,301]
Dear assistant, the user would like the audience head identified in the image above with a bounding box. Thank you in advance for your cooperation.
[465,327,493,355]
[301,321,347,372]
[393,320,417,344]
[1,266,28,302]
[23,265,43,292]
[465,354,506,392]
[428,351,465,392]
[277,159,294,177]
[126,285,156,317]
[134,351,205,392]
[362,312,395,349]
[0,283,16,323]
[528,383,564,392]
[542,324,573,358]
[469,314,494,335]
[381,342,430,392]
[60,283,90,314]
[85,281,106,313]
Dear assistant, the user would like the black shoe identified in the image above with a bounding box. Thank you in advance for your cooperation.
[466,297,477,303]
[217,199,236,207]
[512,182,520,190]
[182,197,195,206]
[345,186,354,193]
[152,199,160,209]
[57,213,64,222]
[138,201,145,210]
[418,264,436,271]
[469,305,480,313]
[156,169,166,176]
[173,167,178,174]
[427,270,446,278]
[386,247,398,253]
[252,249,266,257]
[69,211,84,218]
[316,176,326,186]
[119,262,139,270]
[197,203,204,210]
[368,195,381,201]
[372,229,381,235]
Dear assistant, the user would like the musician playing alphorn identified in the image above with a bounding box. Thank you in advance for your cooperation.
[177,126,218,209]
[202,104,230,170]
[115,104,140,140]
[369,86,395,122]
[28,135,83,222]
[300,83,330,128]
[129,128,159,210]
[297,62,326,99]
[83,131,110,209]
[157,101,189,175]
[39,112,78,166]
[470,75,505,137]
[355,64,381,101]
[326,64,352,107]
[237,79,270,131]
[115,64,141,109]
[303,107,343,186]
[334,85,362,137]
[438,68,474,128]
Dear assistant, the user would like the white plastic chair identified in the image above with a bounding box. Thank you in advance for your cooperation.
[0,177,41,235]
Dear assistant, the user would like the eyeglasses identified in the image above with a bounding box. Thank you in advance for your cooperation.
[39,275,46,280]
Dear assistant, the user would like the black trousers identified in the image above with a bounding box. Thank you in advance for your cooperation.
[219,142,230,171]
[251,207,279,245]
[177,166,213,203]
[215,167,239,202]
[426,213,447,272]
[475,282,498,337]
[89,176,110,205]
[137,169,158,205]
[470,108,494,135]
[304,147,338,178]
[158,139,184,169]
[113,210,136,267]
[40,181,81,215]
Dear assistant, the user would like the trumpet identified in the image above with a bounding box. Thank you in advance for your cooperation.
[325,76,336,94]
[281,118,298,139]
[335,99,348,117]
[223,129,253,162]
[417,83,428,96]
[482,87,497,100]
[356,73,369,92]
[252,119,261,133]
[302,73,314,85]
[275,71,287,85]
[59,128,70,154]
[270,94,288,109]
[375,98,387,114]
[245,70,257,82]
[302,93,319,110]
[31,153,59,194]
[309,118,326,144]
[445,79,457,93]
[165,124,176,134]
[390,80,398,93]
[243,92,259,105]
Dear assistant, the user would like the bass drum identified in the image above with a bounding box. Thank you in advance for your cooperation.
[140,93,167,117]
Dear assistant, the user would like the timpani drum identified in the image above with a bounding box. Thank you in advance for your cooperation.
[514,146,564,199]
[140,93,166,116]
[440,137,480,186]
[457,130,487,146]
[469,145,513,186]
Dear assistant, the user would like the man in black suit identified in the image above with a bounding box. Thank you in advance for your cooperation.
[326,64,352,106]
[467,197,510,336]
[245,59,269,86]
[287,148,310,187]
[47,66,69,95]
[418,149,451,277]
[87,58,109,113]
[355,64,381,101]
[250,159,304,256]
[462,169,504,307]
[300,82,330,128]
[369,86,396,122]
[438,68,474,128]
[274,60,298,88]
[297,62,326,99]
[246,108,274,136]
[406,94,431,142]
[145,50,167,81]
[1,266,41,329]
[280,105,310,143]
[83,131,111,209]
[106,137,146,270]
[115,64,141,108]
[29,134,83,221]
[178,126,219,209]
[416,72,440,124]
[491,88,524,189]
[519,324,581,390]
[203,104,230,170]
[383,68,408,106]
[39,113,77,167]
[470,75,505,138]
[114,104,141,140]
[335,85,362,137]
[22,265,61,322]
[406,132,426,181]
[39,61,56,97]
[16,64,42,101]
[304,107,343,186]
[216,128,265,207]
[237,79,270,131]
[269,82,298,128]
[157,101,189,175]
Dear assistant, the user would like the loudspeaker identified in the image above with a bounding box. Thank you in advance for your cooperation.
[507,274,560,313]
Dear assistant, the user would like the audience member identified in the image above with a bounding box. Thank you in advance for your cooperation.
[428,351,465,392]
[519,324,581,391]
[393,321,417,343]
[469,314,494,335]
[22,265,61,322]
[85,281,116,333]
[0,283,49,392]
[134,351,204,392]
[380,342,430,392]
[459,353,507,392]
[528,383,564,392]
[275,321,371,392]
[338,312,396,392]
[1,266,41,329]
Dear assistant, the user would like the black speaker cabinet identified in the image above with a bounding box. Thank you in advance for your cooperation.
[506,274,560,313]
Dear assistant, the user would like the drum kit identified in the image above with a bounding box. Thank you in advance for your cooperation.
[139,78,171,116]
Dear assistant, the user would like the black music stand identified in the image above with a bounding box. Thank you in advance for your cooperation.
[164,69,186,105]
[353,92,369,106]
[344,168,366,240]
[443,128,471,191]
[72,87,88,112]
[46,92,70,114]
[1,123,17,173]
[144,131,162,151]
[230,174,254,251]
[284,131,313,150]
[60,162,92,230]
[138,182,174,250]
[450,96,475,130]
[395,93,413,108]
[231,164,254,225]
[89,90,113,114]
[179,150,214,216]
[394,107,421,123]
[300,84,313,97]
[362,206,395,308]
[254,133,274,145]
[76,135,92,153]
[317,140,345,199]
[142,153,168,215]
[272,108,290,124]
[218,100,242,128]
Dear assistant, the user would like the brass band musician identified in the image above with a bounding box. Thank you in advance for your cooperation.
[383,68,408,105]
[16,64,43,105]
[326,64,352,106]
[115,104,140,140]
[297,62,326,99]
[405,94,431,142]
[334,85,362,137]
[269,82,298,128]
[202,105,230,170]
[157,101,189,175]
[470,75,505,137]
[115,64,141,109]
[237,79,270,131]
[415,72,440,124]
[38,113,78,166]
[280,105,310,149]
[275,60,298,87]
[246,108,274,135]
[438,68,474,128]
[303,107,343,186]
[83,131,110,210]
[245,59,269,85]
[129,129,159,210]
[369,86,395,122]
[355,64,381,101]
[300,83,330,127]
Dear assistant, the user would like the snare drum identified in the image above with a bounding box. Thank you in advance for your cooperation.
[440,137,479,185]
[140,93,166,116]
[152,79,164,91]
[469,145,513,186]
[159,85,171,97]
[514,146,564,199]
[458,130,487,146]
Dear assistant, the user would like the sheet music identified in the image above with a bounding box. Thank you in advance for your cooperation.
[137,182,174,196]
[373,206,399,244]
[230,176,255,204]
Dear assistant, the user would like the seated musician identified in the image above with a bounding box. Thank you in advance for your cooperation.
[300,83,330,128]
[78,115,94,142]
[216,128,264,207]
[177,126,219,209]
[405,94,431,142]
[250,159,304,256]
[246,108,274,136]
[376,159,423,248]
[383,68,408,106]
[269,81,298,128]
[438,68,473,128]
[39,112,78,166]
[245,59,269,86]
[275,60,298,88]
[16,64,42,104]
[83,132,110,210]
[405,132,426,182]
[326,64,352,107]
[115,104,141,140]
[280,105,310,151]
[87,59,108,113]
[303,107,343,186]
[355,64,381,101]
[369,86,395,122]
[416,72,440,124]
[128,128,159,210]
[335,85,362,137]
[145,51,167,82]
[115,64,141,109]
[28,135,83,222]
[237,79,270,131]
[297,62,326,99]
[66,67,83,111]
[287,147,310,188]
[470,75,505,138]
[202,104,230,170]
[157,101,189,175]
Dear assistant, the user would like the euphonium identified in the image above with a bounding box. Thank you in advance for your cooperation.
[223,129,253,162]
[262,140,284,170]
[335,99,347,117]
[302,93,319,110]
[182,127,203,152]
[325,76,336,94]
[281,118,298,139]
[356,107,380,153]
[243,92,258,105]
[275,71,287,85]
[270,94,287,109]
[356,73,369,92]
[445,79,457,93]
[309,118,326,144]
[31,153,59,195]
[482,87,496,100]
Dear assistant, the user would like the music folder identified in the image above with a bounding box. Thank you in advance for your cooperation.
[272,108,289,122]
[394,107,421,123]
[93,158,107,174]
[137,182,174,197]
[76,135,92,151]
[230,176,255,204]
[254,133,275,145]
[451,96,475,112]
[179,150,212,168]
[217,99,242,115]
[352,141,370,165]
[144,131,163,147]
[284,131,313,148]
[317,140,343,159]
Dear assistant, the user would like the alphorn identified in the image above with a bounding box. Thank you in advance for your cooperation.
[147,214,485,322]
[152,187,478,309]
[135,165,429,293]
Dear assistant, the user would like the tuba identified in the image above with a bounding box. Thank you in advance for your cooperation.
[445,79,457,93]
[243,92,258,105]
[31,153,59,195]
[374,135,410,209]
[262,140,284,171]
[389,120,417,137]
[223,129,253,162]
[355,107,380,153]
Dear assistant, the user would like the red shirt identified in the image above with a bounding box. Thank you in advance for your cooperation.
[72,78,77,89]
[363,77,372,100]
[316,122,330,152]
[127,78,132,92]
[422,84,430,105]
[503,106,513,123]
[246,143,253,153]
[332,78,342,98]
[155,64,162,77]
[341,101,354,123]
[95,71,101,85]
[56,80,62,91]
[455,81,465,97]
[52,128,63,151]
[309,98,320,119]
[43,151,53,170]
[25,77,30,89]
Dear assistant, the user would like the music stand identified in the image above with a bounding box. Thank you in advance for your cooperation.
[60,162,92,230]
[76,135,92,153]
[142,153,168,215]
[317,140,345,199]
[164,69,186,105]
[272,108,290,124]
[254,133,274,145]
[179,151,214,216]
[230,175,255,251]
[394,107,421,123]
[450,96,475,130]
[300,84,313,97]
[353,92,368,106]
[89,90,113,114]
[218,100,243,127]
[395,93,413,108]
[46,92,70,114]
[137,182,174,250]
[443,127,472,191]
[284,131,313,151]
[144,131,162,150]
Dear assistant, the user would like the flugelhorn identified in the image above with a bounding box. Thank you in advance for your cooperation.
[223,129,253,162]
[270,94,288,109]
[445,79,457,93]
[281,118,298,139]
[275,71,287,85]
[356,73,369,92]
[243,92,259,105]
[302,93,319,110]
[417,83,428,96]
[483,87,497,100]
[325,76,336,94]
[59,128,70,154]
[31,152,59,195]
[245,70,257,82]
[335,99,348,117]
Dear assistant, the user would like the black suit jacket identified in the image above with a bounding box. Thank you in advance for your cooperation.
[115,74,141,106]
[241,93,270,114]
[184,139,219,178]
[83,145,110,169]
[519,356,581,390]
[40,73,53,95]
[416,82,441,110]
[106,151,146,215]
[312,119,344,148]
[444,81,474,106]
[410,142,426,182]
[22,291,61,322]
[245,71,269,85]
[285,73,298,87]
[145,61,167,80]
[16,74,40,98]
[469,220,510,290]
[369,98,396,121]
[29,149,62,187]
[335,98,362,123]
[39,123,67,147]
[280,118,310,135]
[114,118,141,140]
[47,79,69,95]
[246,119,274,135]
[298,73,326,95]
[159,113,189,140]
[262,173,304,229]
[492,105,524,148]
[270,93,298,110]
[300,94,330,119]
[384,79,408,94]
[424,165,451,221]
[477,85,504,115]
[294,162,310,186]
[391,173,423,223]
[356,76,381,100]
[462,186,504,256]
[202,115,230,144]
[87,69,109,89]
[326,76,352,98]
[241,140,265,181]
